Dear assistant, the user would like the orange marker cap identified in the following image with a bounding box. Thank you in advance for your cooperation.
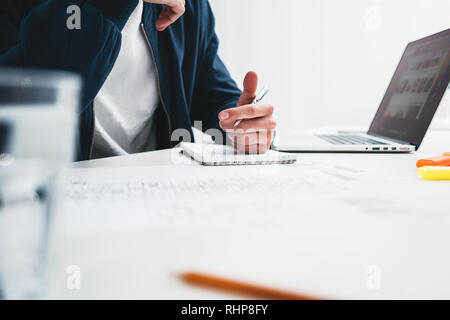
[416,155,450,168]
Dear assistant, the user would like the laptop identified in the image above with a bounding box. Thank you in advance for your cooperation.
[273,29,450,153]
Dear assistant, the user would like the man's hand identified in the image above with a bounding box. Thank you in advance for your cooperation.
[219,71,276,154]
[144,0,186,31]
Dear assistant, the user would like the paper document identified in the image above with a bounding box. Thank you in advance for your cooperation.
[57,156,441,235]
[57,164,367,234]
[180,142,297,166]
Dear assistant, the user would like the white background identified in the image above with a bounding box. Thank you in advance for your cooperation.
[209,0,450,132]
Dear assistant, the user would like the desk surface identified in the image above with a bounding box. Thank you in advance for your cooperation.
[44,130,450,299]
[71,128,450,169]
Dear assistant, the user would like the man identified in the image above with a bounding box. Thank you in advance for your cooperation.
[0,0,276,161]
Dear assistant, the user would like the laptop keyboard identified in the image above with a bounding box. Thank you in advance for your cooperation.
[317,134,388,145]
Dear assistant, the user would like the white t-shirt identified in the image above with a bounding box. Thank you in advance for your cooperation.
[92,0,159,159]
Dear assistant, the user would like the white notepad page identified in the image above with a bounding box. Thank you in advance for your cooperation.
[180,142,297,166]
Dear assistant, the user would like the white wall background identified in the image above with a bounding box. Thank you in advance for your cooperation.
[209,0,450,132]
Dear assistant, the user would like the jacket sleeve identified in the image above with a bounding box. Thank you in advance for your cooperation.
[0,0,138,111]
[190,0,241,133]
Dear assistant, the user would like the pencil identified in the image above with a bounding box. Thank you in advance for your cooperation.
[179,272,324,300]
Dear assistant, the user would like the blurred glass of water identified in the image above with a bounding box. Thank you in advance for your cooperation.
[0,69,81,299]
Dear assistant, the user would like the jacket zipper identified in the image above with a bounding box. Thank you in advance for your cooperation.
[140,23,173,144]
[88,100,96,159]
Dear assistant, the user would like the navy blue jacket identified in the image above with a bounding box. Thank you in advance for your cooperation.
[0,0,241,160]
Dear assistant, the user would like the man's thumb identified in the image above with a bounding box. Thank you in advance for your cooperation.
[238,71,258,106]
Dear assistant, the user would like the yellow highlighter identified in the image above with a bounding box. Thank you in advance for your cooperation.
[418,166,450,181]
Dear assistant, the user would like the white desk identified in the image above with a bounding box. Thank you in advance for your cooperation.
[44,130,450,299]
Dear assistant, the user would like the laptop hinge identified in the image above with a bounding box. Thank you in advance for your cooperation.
[367,132,415,146]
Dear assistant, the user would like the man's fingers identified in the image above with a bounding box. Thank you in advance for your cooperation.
[227,127,275,155]
[148,0,185,31]
[219,103,274,126]
[228,131,271,146]
[232,141,270,154]
[230,132,270,154]
[237,144,270,154]
[221,116,276,132]
[156,7,184,31]
[237,71,258,106]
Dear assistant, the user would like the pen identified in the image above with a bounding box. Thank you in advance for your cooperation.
[234,86,270,127]
[179,271,324,300]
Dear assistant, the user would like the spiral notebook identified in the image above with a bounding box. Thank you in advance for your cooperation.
[181,142,297,166]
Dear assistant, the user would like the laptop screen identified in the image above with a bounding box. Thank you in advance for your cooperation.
[368,29,450,147]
